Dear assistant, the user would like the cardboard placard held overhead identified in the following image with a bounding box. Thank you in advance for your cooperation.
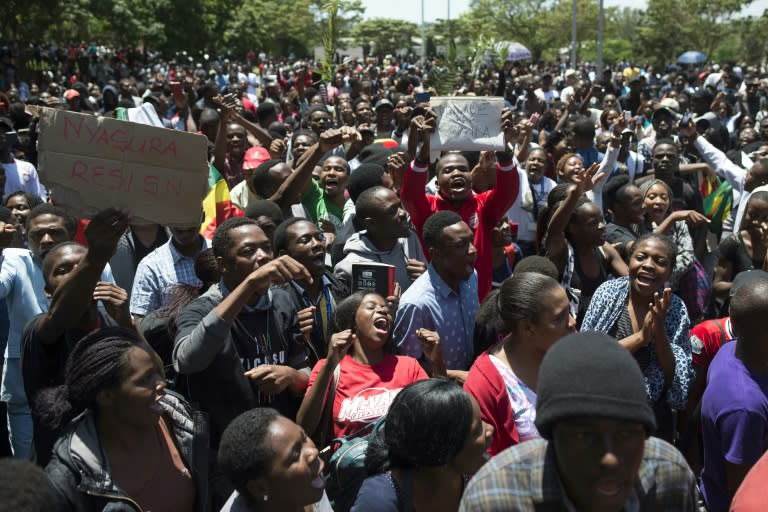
[429,97,506,151]
[37,108,208,227]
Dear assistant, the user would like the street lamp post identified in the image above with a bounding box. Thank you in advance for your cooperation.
[570,0,577,68]
[421,0,426,60]
[597,0,604,75]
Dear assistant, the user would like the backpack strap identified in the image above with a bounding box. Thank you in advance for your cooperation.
[713,319,728,348]
[399,470,415,512]
[316,363,341,449]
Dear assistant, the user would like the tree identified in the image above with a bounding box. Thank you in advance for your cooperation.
[464,0,556,61]
[636,0,753,66]
[311,0,364,80]
[222,0,315,57]
[351,18,419,57]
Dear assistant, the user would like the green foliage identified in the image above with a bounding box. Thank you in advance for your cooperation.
[320,0,342,82]
[222,0,315,57]
[636,0,753,65]
[424,65,460,96]
[350,18,419,56]
[2,0,763,75]
[314,0,363,80]
[464,0,557,61]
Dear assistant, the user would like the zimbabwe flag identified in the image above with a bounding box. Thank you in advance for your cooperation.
[700,174,732,238]
[200,163,243,239]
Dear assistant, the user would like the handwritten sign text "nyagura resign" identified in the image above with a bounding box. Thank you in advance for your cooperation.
[38,108,208,227]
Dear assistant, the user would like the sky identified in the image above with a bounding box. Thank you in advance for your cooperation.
[360,0,765,23]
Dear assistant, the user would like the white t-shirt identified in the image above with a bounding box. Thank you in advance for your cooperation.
[507,167,556,243]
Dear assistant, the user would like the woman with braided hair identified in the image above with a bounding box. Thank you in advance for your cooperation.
[40,327,208,512]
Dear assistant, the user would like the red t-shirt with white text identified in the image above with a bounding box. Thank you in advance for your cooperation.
[307,354,427,438]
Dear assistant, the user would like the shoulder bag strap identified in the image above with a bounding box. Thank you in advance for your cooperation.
[316,363,340,449]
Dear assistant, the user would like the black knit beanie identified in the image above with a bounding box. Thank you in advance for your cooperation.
[535,332,656,439]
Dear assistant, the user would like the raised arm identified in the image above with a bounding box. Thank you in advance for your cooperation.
[545,164,603,275]
[268,127,356,212]
[174,256,312,374]
[296,329,355,441]
[213,98,235,174]
[682,119,746,193]
[35,209,131,344]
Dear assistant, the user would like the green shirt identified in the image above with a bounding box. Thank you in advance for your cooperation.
[302,179,344,231]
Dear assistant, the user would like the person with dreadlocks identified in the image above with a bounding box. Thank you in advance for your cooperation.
[41,327,208,512]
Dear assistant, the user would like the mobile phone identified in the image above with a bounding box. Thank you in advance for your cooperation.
[623,111,631,122]
[529,112,541,126]
[414,92,431,104]
[169,81,184,103]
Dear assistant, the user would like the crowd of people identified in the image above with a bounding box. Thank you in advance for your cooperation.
[1,41,768,511]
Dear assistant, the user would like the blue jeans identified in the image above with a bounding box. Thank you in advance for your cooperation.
[1,358,32,458]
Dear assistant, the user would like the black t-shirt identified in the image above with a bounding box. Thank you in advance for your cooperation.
[174,286,307,449]
[718,233,760,276]
[669,176,703,215]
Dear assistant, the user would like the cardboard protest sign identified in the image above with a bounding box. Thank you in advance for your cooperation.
[429,97,505,151]
[37,108,208,227]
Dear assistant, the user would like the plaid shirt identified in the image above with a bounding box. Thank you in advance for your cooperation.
[459,437,697,512]
[129,236,210,316]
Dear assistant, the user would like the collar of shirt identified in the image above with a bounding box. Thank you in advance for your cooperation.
[167,236,206,264]
[290,275,331,304]
[218,279,272,312]
[427,264,468,300]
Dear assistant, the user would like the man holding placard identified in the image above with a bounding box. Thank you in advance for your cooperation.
[400,103,522,301]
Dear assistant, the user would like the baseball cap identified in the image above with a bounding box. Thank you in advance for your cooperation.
[374,98,394,110]
[694,112,721,133]
[64,89,80,101]
[652,100,680,122]
[243,146,271,171]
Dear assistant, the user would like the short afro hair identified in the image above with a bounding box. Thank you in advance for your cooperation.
[571,116,596,138]
[603,174,632,211]
[26,204,76,238]
[355,186,391,221]
[251,160,285,198]
[347,163,386,203]
[218,408,282,495]
[513,255,559,279]
[4,190,44,211]
[272,217,316,255]
[306,105,330,121]
[244,200,284,226]
[422,211,463,249]
[212,217,260,259]
[291,129,317,146]
[629,232,677,270]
